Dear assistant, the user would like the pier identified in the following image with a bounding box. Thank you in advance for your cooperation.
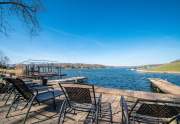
[48,76,88,84]
[149,78,180,96]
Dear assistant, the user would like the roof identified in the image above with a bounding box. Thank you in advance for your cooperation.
[19,59,58,65]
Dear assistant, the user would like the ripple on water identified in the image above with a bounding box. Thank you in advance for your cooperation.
[62,68,180,92]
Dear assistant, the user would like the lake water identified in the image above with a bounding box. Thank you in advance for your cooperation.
[62,68,180,92]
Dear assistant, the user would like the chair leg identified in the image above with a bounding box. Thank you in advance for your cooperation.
[21,102,29,110]
[21,98,35,110]
[97,104,101,118]
[122,106,124,124]
[58,100,67,124]
[110,104,112,124]
[14,98,21,111]
[1,85,10,100]
[58,110,66,124]
[73,108,76,115]
[22,95,36,124]
[95,106,99,124]
[4,89,14,105]
[2,92,7,100]
[53,97,57,110]
[6,95,20,118]
[2,89,10,100]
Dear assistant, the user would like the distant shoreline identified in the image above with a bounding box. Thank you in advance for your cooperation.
[136,69,180,74]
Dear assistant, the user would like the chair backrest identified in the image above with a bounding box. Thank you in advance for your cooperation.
[59,83,96,105]
[5,78,34,100]
[120,96,129,124]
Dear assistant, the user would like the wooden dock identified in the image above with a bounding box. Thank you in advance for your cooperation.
[149,78,180,96]
[48,76,88,84]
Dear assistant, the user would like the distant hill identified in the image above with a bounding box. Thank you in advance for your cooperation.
[135,64,162,70]
[149,61,180,72]
[170,60,180,63]
[135,59,180,73]
[58,63,106,69]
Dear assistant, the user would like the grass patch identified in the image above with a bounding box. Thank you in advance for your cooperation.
[0,68,16,74]
[149,62,180,72]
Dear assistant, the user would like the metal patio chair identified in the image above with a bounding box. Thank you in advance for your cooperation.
[58,83,102,124]
[2,77,45,105]
[120,96,180,124]
[5,78,63,124]
[1,77,15,105]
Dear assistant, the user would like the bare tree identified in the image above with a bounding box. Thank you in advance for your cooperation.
[0,50,9,68]
[0,0,42,35]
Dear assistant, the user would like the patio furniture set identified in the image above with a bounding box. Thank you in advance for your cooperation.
[0,76,180,124]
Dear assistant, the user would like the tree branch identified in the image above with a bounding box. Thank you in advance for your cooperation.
[0,0,41,36]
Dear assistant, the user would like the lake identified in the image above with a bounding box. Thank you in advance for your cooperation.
[62,68,180,92]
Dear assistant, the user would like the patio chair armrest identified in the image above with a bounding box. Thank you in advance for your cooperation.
[46,86,56,98]
[31,86,53,95]
[47,86,54,90]
[33,90,38,97]
[59,99,68,114]
[27,82,40,87]
[95,96,101,124]
[31,85,54,92]
[32,88,39,95]
[31,86,49,92]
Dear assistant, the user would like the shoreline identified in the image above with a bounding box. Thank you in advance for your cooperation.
[95,86,180,99]
[50,81,180,101]
[136,69,180,74]
[47,78,180,100]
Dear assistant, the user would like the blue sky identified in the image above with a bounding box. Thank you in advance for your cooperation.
[0,0,180,66]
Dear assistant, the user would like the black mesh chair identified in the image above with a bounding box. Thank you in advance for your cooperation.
[120,96,180,124]
[1,77,15,105]
[2,77,48,105]
[58,83,102,124]
[5,78,63,124]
